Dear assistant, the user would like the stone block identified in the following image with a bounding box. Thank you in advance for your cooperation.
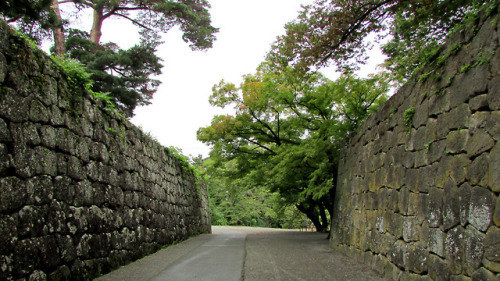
[385,212,403,238]
[448,154,471,185]
[67,155,85,181]
[466,129,495,158]
[485,111,500,141]
[74,180,94,207]
[463,225,485,275]
[467,153,489,186]
[407,243,429,274]
[0,177,26,212]
[399,188,410,215]
[39,125,57,149]
[428,139,446,164]
[495,196,500,227]
[488,143,500,192]
[459,183,472,226]
[471,267,497,281]
[449,64,488,108]
[29,99,50,123]
[414,126,429,151]
[446,129,470,154]
[445,226,466,274]
[488,76,500,110]
[25,176,53,205]
[388,239,408,269]
[428,254,450,281]
[427,227,445,257]
[469,94,490,111]
[0,88,30,122]
[429,91,451,117]
[484,227,500,272]
[0,118,11,142]
[470,111,491,130]
[469,186,495,232]
[443,178,461,231]
[428,187,444,228]
[34,146,57,176]
[404,216,420,242]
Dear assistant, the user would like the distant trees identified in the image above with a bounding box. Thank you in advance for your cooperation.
[198,65,389,231]
[1,0,219,117]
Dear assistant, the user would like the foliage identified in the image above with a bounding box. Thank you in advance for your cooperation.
[0,0,57,44]
[403,106,415,132]
[4,0,219,117]
[266,0,491,81]
[198,65,390,231]
[64,29,163,117]
[51,55,118,113]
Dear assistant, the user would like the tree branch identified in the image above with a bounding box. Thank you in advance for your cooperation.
[108,12,153,30]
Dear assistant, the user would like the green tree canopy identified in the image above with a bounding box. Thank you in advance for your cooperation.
[198,65,389,231]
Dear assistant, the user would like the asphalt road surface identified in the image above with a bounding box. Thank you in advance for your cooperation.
[95,226,386,281]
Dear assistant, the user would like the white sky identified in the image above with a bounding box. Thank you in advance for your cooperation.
[128,0,317,158]
[56,0,385,158]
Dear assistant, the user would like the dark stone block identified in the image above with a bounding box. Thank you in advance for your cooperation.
[463,225,485,275]
[466,129,495,158]
[443,179,460,231]
[428,254,450,281]
[469,186,495,232]
[428,187,443,228]
[0,177,26,212]
[445,226,466,274]
[407,243,428,274]
[488,143,500,192]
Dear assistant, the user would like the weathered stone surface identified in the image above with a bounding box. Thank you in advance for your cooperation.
[463,225,485,275]
[0,21,210,281]
[428,187,443,228]
[488,143,500,192]
[466,129,495,158]
[428,254,450,281]
[466,153,489,186]
[484,227,500,272]
[471,267,497,281]
[443,179,461,231]
[446,129,470,154]
[407,243,428,274]
[469,187,495,232]
[494,196,500,227]
[445,226,466,274]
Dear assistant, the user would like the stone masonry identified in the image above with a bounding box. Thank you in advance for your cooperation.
[0,22,210,280]
[331,3,500,281]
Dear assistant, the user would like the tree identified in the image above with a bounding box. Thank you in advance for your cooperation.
[0,0,58,44]
[50,0,218,54]
[266,0,489,80]
[198,65,389,232]
[65,28,164,116]
[3,0,218,117]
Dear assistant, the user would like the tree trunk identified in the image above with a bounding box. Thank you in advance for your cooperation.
[297,203,325,232]
[90,6,104,45]
[318,201,329,231]
[50,0,66,55]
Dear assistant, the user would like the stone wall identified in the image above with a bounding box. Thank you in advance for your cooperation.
[0,22,210,280]
[330,4,500,281]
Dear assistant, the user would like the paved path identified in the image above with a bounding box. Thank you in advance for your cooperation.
[95,226,386,281]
